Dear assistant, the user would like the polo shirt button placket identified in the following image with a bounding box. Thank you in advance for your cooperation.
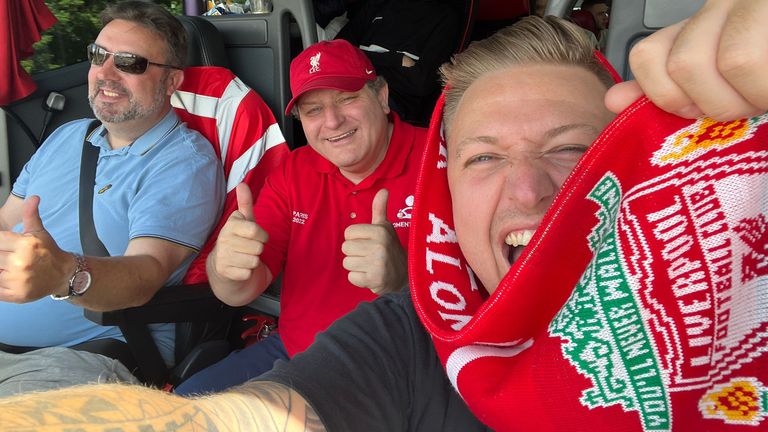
[349,189,359,219]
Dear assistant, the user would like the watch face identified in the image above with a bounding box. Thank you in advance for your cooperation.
[71,271,92,295]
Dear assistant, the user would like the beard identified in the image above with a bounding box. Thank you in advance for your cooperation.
[88,74,168,124]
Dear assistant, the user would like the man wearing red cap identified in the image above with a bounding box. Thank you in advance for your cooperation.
[174,39,428,395]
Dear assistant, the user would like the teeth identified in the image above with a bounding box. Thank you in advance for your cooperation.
[103,90,119,97]
[505,230,535,247]
[327,129,356,142]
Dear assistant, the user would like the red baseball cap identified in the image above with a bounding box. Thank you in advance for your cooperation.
[285,39,377,115]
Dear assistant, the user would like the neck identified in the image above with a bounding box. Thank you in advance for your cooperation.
[103,107,170,150]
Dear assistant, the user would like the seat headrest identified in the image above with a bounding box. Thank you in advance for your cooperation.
[177,15,230,68]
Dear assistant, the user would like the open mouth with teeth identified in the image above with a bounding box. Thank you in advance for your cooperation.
[504,230,535,264]
[326,128,357,142]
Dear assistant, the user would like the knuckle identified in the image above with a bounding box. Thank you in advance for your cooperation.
[224,267,247,281]
[341,240,352,255]
[628,39,656,74]
[642,83,682,111]
[214,262,228,276]
[717,46,760,76]
[665,54,697,84]
[716,52,767,108]
[243,224,260,238]
[344,226,355,238]
[347,272,362,286]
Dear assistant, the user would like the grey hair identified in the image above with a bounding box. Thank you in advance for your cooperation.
[440,15,615,135]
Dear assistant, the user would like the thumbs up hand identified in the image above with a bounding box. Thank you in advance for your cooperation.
[210,183,270,283]
[342,188,408,295]
[22,195,46,234]
[235,182,255,222]
[0,195,72,303]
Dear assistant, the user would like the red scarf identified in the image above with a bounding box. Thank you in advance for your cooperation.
[409,92,768,431]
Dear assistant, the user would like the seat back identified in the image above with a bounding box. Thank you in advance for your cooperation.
[167,19,291,378]
[202,0,318,148]
[177,15,230,68]
[603,0,706,80]
[173,66,290,285]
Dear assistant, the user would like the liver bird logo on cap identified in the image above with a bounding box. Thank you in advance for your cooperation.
[309,52,321,74]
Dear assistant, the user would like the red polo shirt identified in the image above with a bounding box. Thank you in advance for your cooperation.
[255,113,427,356]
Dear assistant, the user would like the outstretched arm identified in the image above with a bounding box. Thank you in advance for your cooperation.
[0,381,324,431]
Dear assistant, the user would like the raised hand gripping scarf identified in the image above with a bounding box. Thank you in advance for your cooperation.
[409,91,768,431]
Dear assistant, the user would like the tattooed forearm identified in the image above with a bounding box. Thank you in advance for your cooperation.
[0,384,221,431]
[0,381,324,432]
[210,381,325,431]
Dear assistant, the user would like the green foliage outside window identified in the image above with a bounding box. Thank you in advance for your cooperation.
[23,0,184,75]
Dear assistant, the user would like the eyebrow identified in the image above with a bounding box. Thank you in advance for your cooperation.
[453,135,496,160]
[298,91,352,107]
[542,123,602,141]
[453,123,600,159]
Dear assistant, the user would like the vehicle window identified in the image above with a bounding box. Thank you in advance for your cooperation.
[24,0,183,75]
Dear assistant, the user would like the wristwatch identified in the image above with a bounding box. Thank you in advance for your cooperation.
[50,254,92,300]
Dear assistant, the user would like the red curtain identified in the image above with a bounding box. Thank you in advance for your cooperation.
[0,0,57,106]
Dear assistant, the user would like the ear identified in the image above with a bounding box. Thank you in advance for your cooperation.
[167,69,184,96]
[377,82,390,114]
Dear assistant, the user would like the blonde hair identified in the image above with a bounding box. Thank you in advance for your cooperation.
[440,16,615,134]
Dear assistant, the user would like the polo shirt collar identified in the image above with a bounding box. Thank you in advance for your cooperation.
[305,113,415,188]
[91,109,181,156]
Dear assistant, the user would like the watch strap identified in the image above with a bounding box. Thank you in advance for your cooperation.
[50,253,90,301]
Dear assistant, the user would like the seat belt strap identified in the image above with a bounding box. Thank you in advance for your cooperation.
[79,120,110,257]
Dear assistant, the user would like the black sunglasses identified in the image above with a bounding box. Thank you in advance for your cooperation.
[87,43,182,75]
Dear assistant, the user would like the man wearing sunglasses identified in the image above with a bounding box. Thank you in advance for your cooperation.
[0,0,224,396]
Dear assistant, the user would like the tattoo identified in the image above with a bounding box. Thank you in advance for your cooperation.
[0,384,220,431]
[213,381,325,431]
[0,382,324,432]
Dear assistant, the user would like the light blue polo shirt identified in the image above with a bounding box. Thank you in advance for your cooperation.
[0,110,225,365]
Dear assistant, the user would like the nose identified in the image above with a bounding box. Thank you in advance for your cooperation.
[503,159,557,212]
[322,105,345,129]
[93,55,120,80]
